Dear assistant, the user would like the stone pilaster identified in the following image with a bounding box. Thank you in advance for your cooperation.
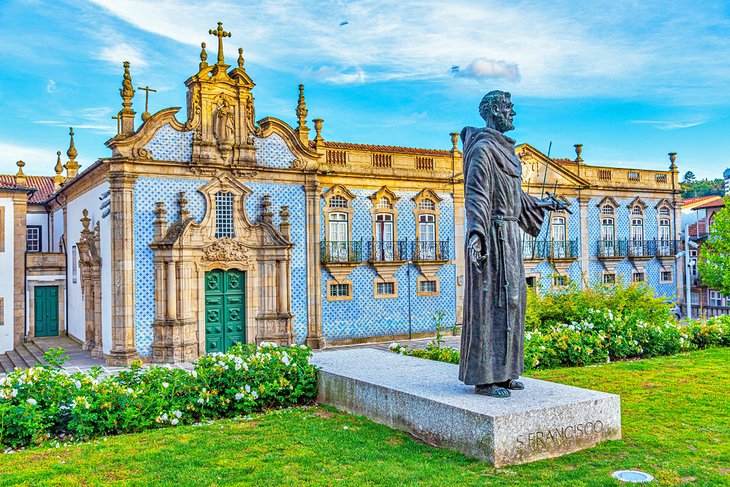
[304,178,324,348]
[578,194,590,288]
[12,193,27,345]
[106,172,139,366]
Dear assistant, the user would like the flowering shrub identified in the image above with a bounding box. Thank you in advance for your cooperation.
[0,343,317,449]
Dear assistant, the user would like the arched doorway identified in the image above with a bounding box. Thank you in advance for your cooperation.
[205,269,246,353]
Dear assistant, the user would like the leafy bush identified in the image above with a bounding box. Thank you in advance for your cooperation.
[0,343,317,449]
[391,283,730,371]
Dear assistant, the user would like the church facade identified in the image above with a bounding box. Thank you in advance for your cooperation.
[0,24,683,365]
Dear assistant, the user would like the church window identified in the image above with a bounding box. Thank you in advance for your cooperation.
[215,192,235,238]
[26,226,42,252]
[329,195,348,208]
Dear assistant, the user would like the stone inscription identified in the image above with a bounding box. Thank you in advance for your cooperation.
[516,420,604,451]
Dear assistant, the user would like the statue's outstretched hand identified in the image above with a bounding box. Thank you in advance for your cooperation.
[468,235,486,268]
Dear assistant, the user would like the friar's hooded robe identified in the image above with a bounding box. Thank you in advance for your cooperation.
[458,126,546,385]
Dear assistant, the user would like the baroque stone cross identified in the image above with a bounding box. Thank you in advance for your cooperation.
[209,22,231,65]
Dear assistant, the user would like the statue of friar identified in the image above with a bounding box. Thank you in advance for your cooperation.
[459,90,567,398]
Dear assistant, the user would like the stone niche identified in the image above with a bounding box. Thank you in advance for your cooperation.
[149,173,294,363]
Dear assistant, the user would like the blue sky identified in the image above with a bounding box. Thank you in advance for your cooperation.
[1,0,729,179]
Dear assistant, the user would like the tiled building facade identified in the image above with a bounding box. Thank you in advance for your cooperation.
[0,25,683,364]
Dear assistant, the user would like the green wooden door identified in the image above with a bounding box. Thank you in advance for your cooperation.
[34,286,59,337]
[205,269,246,353]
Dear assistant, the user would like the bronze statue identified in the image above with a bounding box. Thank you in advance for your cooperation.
[459,91,567,398]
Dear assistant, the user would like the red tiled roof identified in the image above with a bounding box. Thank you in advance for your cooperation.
[692,196,725,210]
[312,140,453,157]
[0,175,56,203]
[681,195,718,206]
[688,220,709,237]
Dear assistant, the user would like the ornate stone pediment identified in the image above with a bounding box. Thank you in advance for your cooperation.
[202,238,250,262]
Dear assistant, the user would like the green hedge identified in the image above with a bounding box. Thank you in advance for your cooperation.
[0,343,318,449]
[391,284,730,370]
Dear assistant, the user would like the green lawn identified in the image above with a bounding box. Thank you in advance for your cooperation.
[0,348,728,486]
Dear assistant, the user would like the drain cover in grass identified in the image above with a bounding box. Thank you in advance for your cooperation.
[612,470,654,483]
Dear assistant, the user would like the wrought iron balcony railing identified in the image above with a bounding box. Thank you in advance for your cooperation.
[321,240,363,264]
[599,239,680,259]
[412,239,450,261]
[522,239,578,260]
[367,239,409,262]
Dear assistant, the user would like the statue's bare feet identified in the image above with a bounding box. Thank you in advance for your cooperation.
[499,379,524,390]
[475,384,511,397]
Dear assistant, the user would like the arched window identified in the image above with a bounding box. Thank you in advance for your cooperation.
[631,217,645,256]
[329,195,348,208]
[551,216,567,258]
[631,206,643,215]
[375,213,394,260]
[215,191,235,238]
[601,217,615,256]
[601,205,614,215]
[328,212,349,261]
[377,197,392,209]
[418,199,435,211]
[418,214,436,259]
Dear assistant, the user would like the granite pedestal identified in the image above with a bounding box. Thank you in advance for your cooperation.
[312,348,621,466]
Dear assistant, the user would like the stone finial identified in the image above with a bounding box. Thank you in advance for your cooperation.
[574,144,584,163]
[64,127,81,178]
[237,47,245,69]
[80,209,92,235]
[53,151,65,188]
[668,152,678,171]
[261,195,273,224]
[112,114,121,135]
[177,191,189,219]
[209,22,231,65]
[153,201,168,241]
[295,84,310,144]
[450,132,460,153]
[279,206,291,239]
[15,160,26,186]
[199,42,208,70]
[119,62,136,134]
[138,85,157,122]
[313,118,324,145]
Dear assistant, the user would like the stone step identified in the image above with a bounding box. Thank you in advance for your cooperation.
[15,344,42,369]
[0,354,16,375]
[5,350,30,370]
[25,342,48,365]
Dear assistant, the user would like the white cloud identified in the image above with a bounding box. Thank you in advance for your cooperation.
[97,42,149,68]
[46,79,56,93]
[0,141,60,175]
[305,65,366,84]
[631,119,707,130]
[453,58,520,81]
[32,106,115,134]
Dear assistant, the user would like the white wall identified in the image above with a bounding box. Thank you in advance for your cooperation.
[65,182,110,346]
[52,208,64,252]
[100,202,112,355]
[26,212,49,252]
[0,198,14,353]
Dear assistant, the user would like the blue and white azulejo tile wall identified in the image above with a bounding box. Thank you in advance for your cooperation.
[144,124,194,162]
[133,177,309,356]
[253,134,295,169]
[319,187,457,340]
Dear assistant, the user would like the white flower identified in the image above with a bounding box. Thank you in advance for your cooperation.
[162,382,169,389]
[245,384,251,393]
[27,398,37,405]
[75,380,82,390]
[197,398,204,405]
[235,393,244,401]
[173,410,182,418]
[343,426,349,430]
[161,413,168,421]
[171,419,179,426]
[10,389,17,398]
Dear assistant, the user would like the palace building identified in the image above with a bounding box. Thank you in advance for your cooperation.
[0,25,684,365]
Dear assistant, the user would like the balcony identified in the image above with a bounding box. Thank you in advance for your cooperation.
[598,239,679,259]
[522,240,578,260]
[321,240,363,264]
[412,239,450,262]
[367,239,408,262]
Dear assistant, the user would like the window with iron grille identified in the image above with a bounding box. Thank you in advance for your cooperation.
[329,195,348,208]
[377,197,392,209]
[329,283,350,297]
[420,280,437,293]
[603,273,616,284]
[632,272,645,283]
[660,270,673,282]
[553,275,568,287]
[659,207,671,216]
[26,225,42,252]
[601,205,614,215]
[215,192,235,238]
[631,206,643,215]
[418,199,435,211]
[376,282,395,295]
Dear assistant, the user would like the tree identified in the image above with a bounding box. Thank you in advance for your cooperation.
[683,171,696,183]
[680,178,725,198]
[698,198,730,295]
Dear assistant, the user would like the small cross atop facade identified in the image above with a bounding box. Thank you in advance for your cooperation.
[209,22,231,65]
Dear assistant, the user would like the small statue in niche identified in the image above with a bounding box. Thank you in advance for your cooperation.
[213,100,235,146]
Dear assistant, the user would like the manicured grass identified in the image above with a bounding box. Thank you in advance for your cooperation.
[0,348,728,486]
